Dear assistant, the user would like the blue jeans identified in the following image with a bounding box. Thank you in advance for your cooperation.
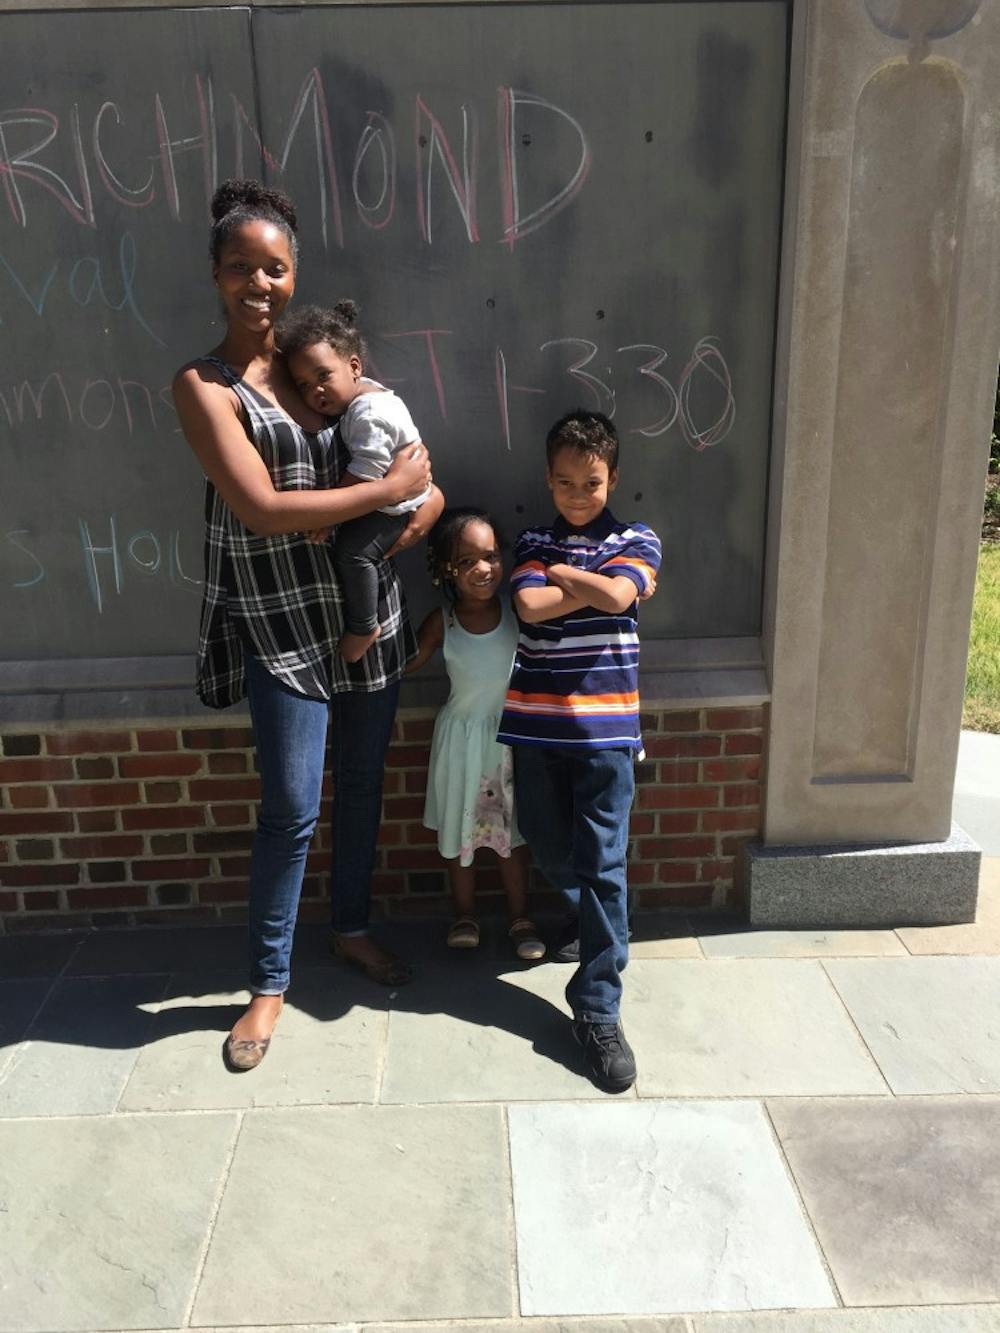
[244,653,400,994]
[513,744,634,1023]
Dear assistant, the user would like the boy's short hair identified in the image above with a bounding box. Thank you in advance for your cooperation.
[545,410,619,473]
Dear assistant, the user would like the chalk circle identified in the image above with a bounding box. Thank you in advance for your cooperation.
[864,0,980,41]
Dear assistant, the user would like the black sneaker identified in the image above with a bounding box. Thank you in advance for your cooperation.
[572,1019,636,1092]
[551,918,580,964]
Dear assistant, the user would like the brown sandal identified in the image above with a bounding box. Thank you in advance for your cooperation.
[330,935,414,986]
[509,918,546,962]
[447,917,481,949]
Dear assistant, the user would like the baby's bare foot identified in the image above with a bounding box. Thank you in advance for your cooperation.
[339,626,381,662]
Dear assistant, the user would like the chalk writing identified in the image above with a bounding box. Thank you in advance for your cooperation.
[0,250,58,316]
[676,337,736,450]
[78,516,200,612]
[383,329,454,420]
[155,76,217,222]
[0,369,175,434]
[499,89,591,248]
[0,107,94,228]
[4,530,45,588]
[416,96,478,244]
[617,344,679,437]
[352,113,396,231]
[493,335,736,451]
[0,232,162,344]
[1,74,592,251]
[93,102,156,209]
[540,338,616,417]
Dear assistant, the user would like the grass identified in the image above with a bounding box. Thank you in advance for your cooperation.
[964,543,1000,734]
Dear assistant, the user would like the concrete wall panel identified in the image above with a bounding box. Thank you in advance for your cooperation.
[763,0,1000,847]
[812,60,965,782]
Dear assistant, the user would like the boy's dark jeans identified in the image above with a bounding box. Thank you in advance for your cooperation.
[513,743,633,1023]
[332,510,408,635]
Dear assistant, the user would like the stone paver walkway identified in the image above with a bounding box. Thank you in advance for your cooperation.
[1,856,999,1333]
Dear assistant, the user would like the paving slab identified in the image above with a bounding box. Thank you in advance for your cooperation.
[0,931,83,979]
[507,1100,835,1316]
[768,1097,1000,1306]
[0,978,51,1073]
[186,1327,356,1333]
[67,925,249,976]
[953,730,1000,856]
[628,938,703,960]
[371,1322,692,1333]
[192,1104,514,1325]
[628,913,703,960]
[381,958,619,1103]
[120,968,385,1111]
[697,1309,1000,1330]
[0,974,168,1116]
[823,956,1000,1093]
[625,960,886,1097]
[897,857,1000,955]
[0,1111,237,1332]
[698,928,906,960]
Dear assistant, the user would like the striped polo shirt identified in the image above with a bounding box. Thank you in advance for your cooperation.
[497,509,661,750]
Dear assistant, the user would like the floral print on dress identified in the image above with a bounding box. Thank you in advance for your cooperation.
[459,752,517,862]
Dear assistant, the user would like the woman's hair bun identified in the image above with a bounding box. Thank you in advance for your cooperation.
[210,179,298,233]
[332,298,360,326]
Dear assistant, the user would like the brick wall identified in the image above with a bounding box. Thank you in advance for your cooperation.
[0,706,765,932]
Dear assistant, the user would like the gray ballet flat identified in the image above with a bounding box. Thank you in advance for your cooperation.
[223,1032,271,1073]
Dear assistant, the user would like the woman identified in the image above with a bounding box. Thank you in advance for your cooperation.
[174,179,441,1071]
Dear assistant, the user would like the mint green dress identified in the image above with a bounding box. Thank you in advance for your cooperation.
[423,600,525,866]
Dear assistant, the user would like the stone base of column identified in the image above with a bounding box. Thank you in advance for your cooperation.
[746,825,981,927]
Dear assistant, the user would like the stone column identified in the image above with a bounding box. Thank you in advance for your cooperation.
[750,0,1000,924]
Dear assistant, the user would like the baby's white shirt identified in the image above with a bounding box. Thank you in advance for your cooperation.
[341,379,430,515]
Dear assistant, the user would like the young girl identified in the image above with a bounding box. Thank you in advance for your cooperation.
[410,508,545,960]
[278,301,432,663]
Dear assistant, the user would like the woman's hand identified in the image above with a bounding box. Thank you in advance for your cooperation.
[384,441,432,505]
[174,362,419,536]
[385,485,445,558]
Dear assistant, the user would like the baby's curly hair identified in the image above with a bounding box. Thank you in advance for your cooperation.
[545,409,619,472]
[277,300,367,364]
[426,507,500,610]
[209,178,299,267]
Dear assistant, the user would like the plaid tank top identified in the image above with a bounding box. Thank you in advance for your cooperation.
[196,357,416,709]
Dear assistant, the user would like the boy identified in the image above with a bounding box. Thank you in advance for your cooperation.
[498,410,661,1092]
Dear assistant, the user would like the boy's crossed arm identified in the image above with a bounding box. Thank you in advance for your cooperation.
[514,565,639,624]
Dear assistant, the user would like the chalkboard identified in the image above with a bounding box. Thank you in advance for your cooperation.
[0,2,787,680]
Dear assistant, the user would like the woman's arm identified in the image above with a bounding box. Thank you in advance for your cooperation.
[385,485,445,559]
[406,606,444,673]
[173,366,431,537]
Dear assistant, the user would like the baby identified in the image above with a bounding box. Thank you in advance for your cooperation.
[279,300,431,661]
